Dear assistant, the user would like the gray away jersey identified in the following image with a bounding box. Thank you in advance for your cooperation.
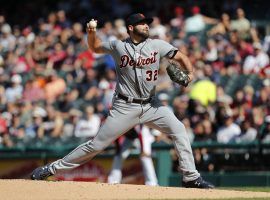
[102,38,177,99]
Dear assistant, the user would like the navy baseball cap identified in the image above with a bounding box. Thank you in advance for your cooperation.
[125,13,153,27]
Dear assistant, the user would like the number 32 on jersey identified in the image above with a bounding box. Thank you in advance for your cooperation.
[146,70,158,81]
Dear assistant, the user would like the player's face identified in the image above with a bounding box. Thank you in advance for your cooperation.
[133,22,149,39]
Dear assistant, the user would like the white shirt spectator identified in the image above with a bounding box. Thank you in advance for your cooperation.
[243,55,256,73]
[263,35,270,53]
[205,39,218,62]
[0,24,16,51]
[5,75,23,103]
[74,105,101,138]
[149,17,167,39]
[243,53,269,73]
[217,121,241,143]
[243,43,269,73]
[185,14,205,33]
[235,128,257,143]
[74,115,101,138]
[256,52,269,69]
[185,6,218,34]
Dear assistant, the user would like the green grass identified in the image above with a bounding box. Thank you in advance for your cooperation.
[192,199,269,200]
[220,187,270,192]
[205,187,270,200]
[166,187,270,200]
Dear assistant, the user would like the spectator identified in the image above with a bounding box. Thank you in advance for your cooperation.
[263,33,270,56]
[70,22,84,46]
[208,13,231,36]
[74,47,95,70]
[0,85,7,105]
[57,88,81,113]
[9,112,25,139]
[32,106,47,139]
[217,111,241,143]
[41,105,64,138]
[231,8,250,40]
[81,68,99,102]
[184,6,218,37]
[173,95,189,120]
[243,42,270,74]
[157,93,172,110]
[170,6,185,33]
[234,120,257,143]
[5,74,23,103]
[46,42,67,69]
[97,21,117,42]
[44,70,66,103]
[56,10,71,29]
[114,19,128,40]
[222,44,241,73]
[204,39,218,63]
[252,106,266,128]
[22,79,45,102]
[62,109,82,138]
[254,82,270,114]
[149,17,167,39]
[97,78,114,110]
[0,114,8,139]
[0,23,16,52]
[0,15,6,29]
[189,78,217,107]
[237,39,254,61]
[74,105,101,138]
[20,102,35,138]
[260,116,270,143]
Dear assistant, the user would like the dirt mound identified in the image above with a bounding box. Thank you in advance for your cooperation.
[1,180,270,200]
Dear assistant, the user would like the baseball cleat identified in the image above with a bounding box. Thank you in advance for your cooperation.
[31,165,53,180]
[182,177,215,189]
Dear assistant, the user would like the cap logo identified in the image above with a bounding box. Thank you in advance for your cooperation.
[139,13,145,18]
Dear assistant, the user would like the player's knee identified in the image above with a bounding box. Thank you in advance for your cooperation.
[171,120,186,132]
[170,121,188,137]
[87,140,107,152]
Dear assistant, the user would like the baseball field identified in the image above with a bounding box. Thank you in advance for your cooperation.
[1,180,270,200]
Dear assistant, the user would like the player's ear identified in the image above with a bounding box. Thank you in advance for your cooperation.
[128,25,133,32]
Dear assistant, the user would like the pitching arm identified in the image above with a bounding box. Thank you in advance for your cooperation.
[86,20,105,54]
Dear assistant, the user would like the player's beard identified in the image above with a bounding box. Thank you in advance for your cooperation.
[133,26,149,40]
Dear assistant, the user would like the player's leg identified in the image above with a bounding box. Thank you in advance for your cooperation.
[141,105,199,182]
[31,100,141,180]
[141,105,214,188]
[49,113,138,174]
[108,137,133,184]
[140,156,158,186]
[138,126,158,186]
[107,155,123,184]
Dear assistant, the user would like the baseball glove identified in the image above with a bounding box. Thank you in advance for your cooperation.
[166,61,190,87]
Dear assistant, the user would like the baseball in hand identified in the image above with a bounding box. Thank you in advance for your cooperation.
[87,19,97,30]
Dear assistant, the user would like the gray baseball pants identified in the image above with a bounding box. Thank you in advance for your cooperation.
[49,96,200,182]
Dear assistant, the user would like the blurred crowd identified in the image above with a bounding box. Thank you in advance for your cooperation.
[0,0,270,167]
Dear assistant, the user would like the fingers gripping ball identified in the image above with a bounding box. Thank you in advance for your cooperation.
[166,61,190,87]
[87,19,97,31]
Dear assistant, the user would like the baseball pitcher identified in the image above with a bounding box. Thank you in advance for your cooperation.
[31,13,214,188]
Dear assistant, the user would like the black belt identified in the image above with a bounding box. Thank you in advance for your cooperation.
[117,93,152,104]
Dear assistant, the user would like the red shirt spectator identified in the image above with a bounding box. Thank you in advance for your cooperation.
[75,50,95,69]
[23,80,45,102]
[0,117,7,134]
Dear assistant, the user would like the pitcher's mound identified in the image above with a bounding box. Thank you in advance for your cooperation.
[1,179,270,200]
